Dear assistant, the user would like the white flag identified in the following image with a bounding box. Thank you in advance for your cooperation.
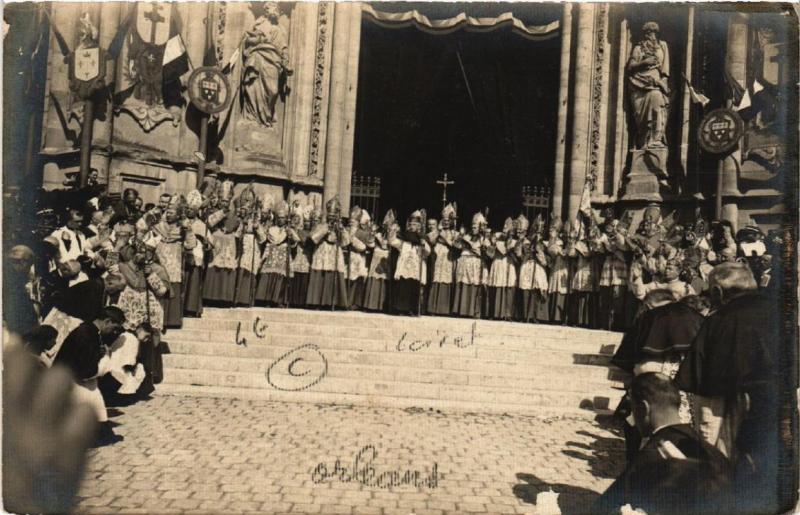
[222,48,240,75]
[163,35,187,64]
[736,88,752,111]
[163,34,190,82]
[688,84,710,106]
[753,78,764,94]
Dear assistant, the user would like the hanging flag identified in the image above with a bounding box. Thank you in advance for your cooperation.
[203,2,220,67]
[42,7,70,57]
[724,68,745,106]
[735,88,752,111]
[162,34,190,82]
[162,5,190,83]
[681,72,710,107]
[688,85,711,107]
[107,8,134,60]
[221,48,240,75]
[753,78,765,94]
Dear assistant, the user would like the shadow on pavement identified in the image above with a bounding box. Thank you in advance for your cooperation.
[513,472,601,514]
[559,417,626,480]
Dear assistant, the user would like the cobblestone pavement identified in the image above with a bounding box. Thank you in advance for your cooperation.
[74,396,626,515]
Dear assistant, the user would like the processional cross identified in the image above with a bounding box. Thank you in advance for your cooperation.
[436,173,455,207]
[143,3,167,44]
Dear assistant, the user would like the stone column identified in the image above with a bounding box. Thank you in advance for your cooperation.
[594,5,611,196]
[284,3,319,181]
[181,2,207,151]
[551,3,573,220]
[722,12,748,230]
[566,3,596,221]
[322,3,349,204]
[92,2,121,189]
[323,2,361,209]
[678,7,695,185]
[611,18,630,197]
[336,5,362,212]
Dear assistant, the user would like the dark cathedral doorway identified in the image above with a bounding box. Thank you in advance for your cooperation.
[352,3,562,226]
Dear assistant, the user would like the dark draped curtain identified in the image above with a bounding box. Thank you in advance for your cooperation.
[353,13,561,225]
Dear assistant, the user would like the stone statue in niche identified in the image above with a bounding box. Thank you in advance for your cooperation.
[627,21,670,150]
[240,2,293,128]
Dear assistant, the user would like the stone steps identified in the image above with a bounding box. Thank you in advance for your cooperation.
[184,307,623,337]
[171,325,617,354]
[162,353,623,392]
[160,369,620,413]
[154,384,613,419]
[163,337,614,368]
[159,307,624,415]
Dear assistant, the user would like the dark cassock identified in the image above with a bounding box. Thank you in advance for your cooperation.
[289,205,314,308]
[345,208,371,310]
[53,316,121,424]
[3,246,40,336]
[389,210,430,316]
[51,270,105,323]
[674,293,781,512]
[547,220,570,323]
[306,198,349,308]
[151,204,197,329]
[182,191,208,317]
[598,223,630,331]
[203,208,239,304]
[592,424,733,514]
[589,229,607,330]
[487,218,519,321]
[39,261,86,365]
[612,299,704,375]
[517,216,550,323]
[568,229,595,328]
[234,217,263,307]
[427,204,458,316]
[363,211,396,313]
[256,202,292,306]
[452,212,489,318]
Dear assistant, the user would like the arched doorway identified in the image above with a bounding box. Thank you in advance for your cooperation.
[352,3,562,226]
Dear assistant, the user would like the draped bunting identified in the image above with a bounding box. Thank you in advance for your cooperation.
[361,4,560,41]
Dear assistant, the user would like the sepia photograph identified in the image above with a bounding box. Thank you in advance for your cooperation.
[1,1,798,514]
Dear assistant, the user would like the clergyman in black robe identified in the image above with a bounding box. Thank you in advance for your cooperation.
[674,268,782,513]
[53,307,126,445]
[594,373,733,514]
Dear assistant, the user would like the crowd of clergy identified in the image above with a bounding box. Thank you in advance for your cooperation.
[2,172,789,509]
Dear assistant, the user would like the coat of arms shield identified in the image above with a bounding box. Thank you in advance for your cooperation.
[74,48,100,82]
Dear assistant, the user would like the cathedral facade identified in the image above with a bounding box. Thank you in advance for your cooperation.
[6,2,797,231]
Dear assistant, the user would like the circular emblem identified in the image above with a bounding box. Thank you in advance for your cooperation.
[188,67,232,115]
[698,108,744,154]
